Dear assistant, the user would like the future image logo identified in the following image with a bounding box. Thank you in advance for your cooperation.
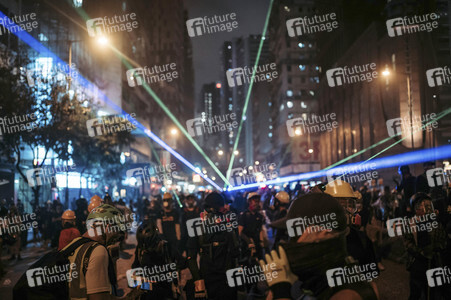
[386,14,439,37]
[426,67,451,87]
[186,213,237,237]
[326,63,378,87]
[126,163,178,186]
[186,13,238,37]
[86,113,137,137]
[286,13,338,37]
[86,13,138,37]
[326,263,378,287]
[126,264,178,288]
[286,213,338,237]
[186,113,238,137]
[26,165,76,187]
[226,264,277,287]
[386,113,438,138]
[426,168,450,187]
[26,263,77,287]
[386,214,438,237]
[286,113,338,137]
[126,64,178,87]
[226,64,278,87]
[426,267,451,287]
[228,163,277,186]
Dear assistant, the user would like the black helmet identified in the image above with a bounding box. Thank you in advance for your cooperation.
[204,192,225,211]
[136,220,160,249]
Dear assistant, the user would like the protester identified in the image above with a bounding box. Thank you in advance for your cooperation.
[58,209,81,250]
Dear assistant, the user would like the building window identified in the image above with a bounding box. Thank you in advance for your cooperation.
[298,42,305,48]
[299,65,306,71]
[287,101,293,108]
[286,90,293,97]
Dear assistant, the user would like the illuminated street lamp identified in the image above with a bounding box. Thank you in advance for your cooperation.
[170,128,178,135]
[97,36,109,45]
[218,150,224,156]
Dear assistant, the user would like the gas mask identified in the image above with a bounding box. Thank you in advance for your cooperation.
[281,230,348,282]
[186,200,196,208]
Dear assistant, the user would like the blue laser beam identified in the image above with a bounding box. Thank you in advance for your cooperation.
[0,10,222,191]
[227,145,451,191]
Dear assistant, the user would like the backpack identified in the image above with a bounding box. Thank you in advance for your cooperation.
[13,237,96,300]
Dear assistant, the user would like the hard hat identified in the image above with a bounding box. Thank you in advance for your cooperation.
[88,201,101,213]
[62,209,76,220]
[163,192,172,200]
[324,180,359,198]
[87,204,125,228]
[88,195,103,213]
[275,191,290,204]
[90,195,102,203]
[247,192,260,201]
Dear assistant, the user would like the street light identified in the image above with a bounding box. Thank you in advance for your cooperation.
[97,36,109,45]
[218,150,224,156]
[170,128,178,135]
[233,150,239,155]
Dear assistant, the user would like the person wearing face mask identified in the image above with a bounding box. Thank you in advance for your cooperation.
[238,192,265,261]
[160,192,181,252]
[269,191,290,249]
[262,193,379,300]
[131,219,193,299]
[403,193,447,300]
[180,194,201,255]
[324,180,381,271]
[67,204,142,300]
[186,192,239,299]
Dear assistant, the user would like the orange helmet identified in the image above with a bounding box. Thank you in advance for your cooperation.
[88,200,102,213]
[88,195,103,213]
[62,209,76,220]
[90,195,102,203]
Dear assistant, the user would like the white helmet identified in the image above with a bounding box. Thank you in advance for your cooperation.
[324,179,360,198]
[275,191,290,204]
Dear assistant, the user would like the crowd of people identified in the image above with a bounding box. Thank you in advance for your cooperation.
[1,162,451,299]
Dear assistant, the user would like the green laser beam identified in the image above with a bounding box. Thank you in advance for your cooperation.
[225,0,274,187]
[120,58,231,186]
[66,4,230,186]
[328,107,451,185]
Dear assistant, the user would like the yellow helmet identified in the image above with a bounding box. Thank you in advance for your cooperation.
[163,192,172,200]
[275,191,290,204]
[62,209,76,220]
[324,179,360,198]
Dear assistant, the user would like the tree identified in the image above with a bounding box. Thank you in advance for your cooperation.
[0,50,134,209]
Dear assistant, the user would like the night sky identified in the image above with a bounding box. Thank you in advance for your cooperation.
[185,0,271,99]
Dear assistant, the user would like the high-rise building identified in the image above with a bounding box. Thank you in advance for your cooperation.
[220,35,270,167]
[268,0,320,176]
[316,0,451,183]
